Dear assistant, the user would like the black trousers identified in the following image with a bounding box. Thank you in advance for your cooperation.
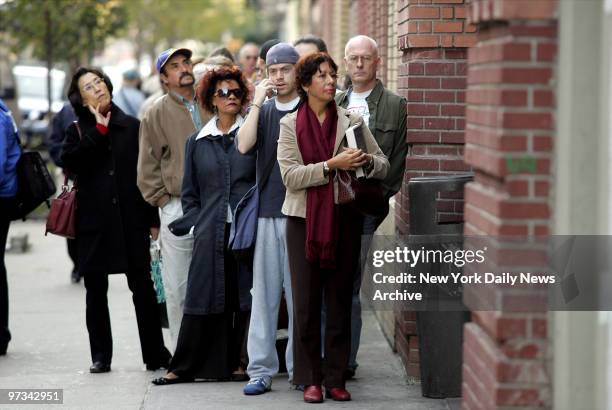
[286,207,363,388]
[83,271,168,365]
[0,197,12,352]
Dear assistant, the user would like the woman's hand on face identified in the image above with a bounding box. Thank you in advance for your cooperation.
[88,103,110,127]
[327,148,370,171]
[253,79,275,106]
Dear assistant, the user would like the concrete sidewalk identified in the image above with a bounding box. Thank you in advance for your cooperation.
[0,221,457,409]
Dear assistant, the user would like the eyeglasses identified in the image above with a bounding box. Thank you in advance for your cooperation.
[215,87,244,99]
[82,77,105,93]
[346,55,374,64]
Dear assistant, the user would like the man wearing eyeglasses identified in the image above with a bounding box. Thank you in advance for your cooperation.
[137,48,210,351]
[236,43,302,396]
[335,35,408,380]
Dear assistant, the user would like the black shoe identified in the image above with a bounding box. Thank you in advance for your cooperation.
[89,361,111,373]
[146,349,172,370]
[152,376,193,385]
[71,270,81,284]
[344,368,356,380]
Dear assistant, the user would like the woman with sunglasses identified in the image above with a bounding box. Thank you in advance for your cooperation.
[153,66,255,385]
[277,53,388,402]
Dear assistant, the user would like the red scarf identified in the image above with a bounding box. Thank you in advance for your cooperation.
[296,101,338,268]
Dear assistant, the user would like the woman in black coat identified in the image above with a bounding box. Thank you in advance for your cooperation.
[152,66,255,385]
[61,67,171,373]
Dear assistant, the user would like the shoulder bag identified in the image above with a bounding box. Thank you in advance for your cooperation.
[45,121,81,238]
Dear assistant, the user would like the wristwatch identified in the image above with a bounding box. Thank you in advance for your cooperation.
[323,161,330,176]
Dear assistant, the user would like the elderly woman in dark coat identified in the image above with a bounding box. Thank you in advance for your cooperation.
[152,66,255,385]
[61,67,171,374]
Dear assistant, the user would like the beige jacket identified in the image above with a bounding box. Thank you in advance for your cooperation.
[137,92,211,207]
[277,105,389,218]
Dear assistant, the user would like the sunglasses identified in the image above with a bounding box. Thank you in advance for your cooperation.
[215,88,244,99]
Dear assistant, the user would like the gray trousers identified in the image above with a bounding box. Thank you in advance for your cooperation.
[246,217,294,381]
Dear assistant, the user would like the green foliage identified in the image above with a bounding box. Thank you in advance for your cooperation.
[0,0,128,68]
[123,0,258,57]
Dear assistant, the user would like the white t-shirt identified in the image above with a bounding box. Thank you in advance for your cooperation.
[346,89,373,125]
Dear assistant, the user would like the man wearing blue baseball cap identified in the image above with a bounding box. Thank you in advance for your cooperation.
[236,42,301,395]
[137,47,210,351]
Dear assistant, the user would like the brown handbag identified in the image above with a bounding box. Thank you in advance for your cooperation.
[45,121,81,239]
[45,177,77,238]
[333,169,389,217]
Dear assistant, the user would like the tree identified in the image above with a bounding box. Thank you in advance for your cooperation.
[122,0,259,64]
[0,0,128,113]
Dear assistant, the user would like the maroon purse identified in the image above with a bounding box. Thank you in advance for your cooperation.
[45,177,77,238]
[45,121,81,239]
[333,169,389,217]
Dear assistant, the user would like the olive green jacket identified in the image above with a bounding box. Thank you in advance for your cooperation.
[336,79,407,198]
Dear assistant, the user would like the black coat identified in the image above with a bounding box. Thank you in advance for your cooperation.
[179,127,256,315]
[61,104,159,275]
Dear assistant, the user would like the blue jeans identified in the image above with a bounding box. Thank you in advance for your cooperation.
[246,217,293,380]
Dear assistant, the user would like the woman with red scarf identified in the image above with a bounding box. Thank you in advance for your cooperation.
[277,53,389,403]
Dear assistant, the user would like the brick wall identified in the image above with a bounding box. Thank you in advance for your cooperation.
[461,0,557,408]
[396,0,477,381]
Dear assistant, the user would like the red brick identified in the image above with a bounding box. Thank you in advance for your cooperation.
[441,77,467,89]
[456,91,466,102]
[465,23,477,33]
[433,0,463,3]
[509,24,557,38]
[456,62,468,75]
[408,103,439,116]
[440,159,470,171]
[441,7,453,19]
[408,34,439,48]
[434,21,463,33]
[535,181,549,196]
[440,35,453,47]
[408,21,418,33]
[411,145,427,155]
[503,68,553,84]
[408,5,440,18]
[496,388,544,406]
[408,62,425,75]
[407,157,439,170]
[428,145,459,155]
[441,104,465,116]
[407,90,424,102]
[499,0,557,20]
[440,131,464,143]
[408,76,441,88]
[418,21,432,33]
[425,90,455,102]
[425,62,456,75]
[533,90,555,107]
[506,180,529,196]
[424,117,455,129]
[408,131,440,143]
[532,317,547,338]
[445,49,468,59]
[534,225,549,236]
[455,5,467,18]
[454,34,477,47]
[503,112,553,130]
[407,117,424,129]
[537,43,557,61]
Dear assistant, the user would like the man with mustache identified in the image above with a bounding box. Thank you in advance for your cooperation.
[137,48,210,350]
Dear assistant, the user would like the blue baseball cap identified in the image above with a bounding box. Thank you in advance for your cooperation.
[156,48,192,73]
[266,43,300,66]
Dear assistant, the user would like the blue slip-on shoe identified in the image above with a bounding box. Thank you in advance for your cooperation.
[244,377,272,395]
